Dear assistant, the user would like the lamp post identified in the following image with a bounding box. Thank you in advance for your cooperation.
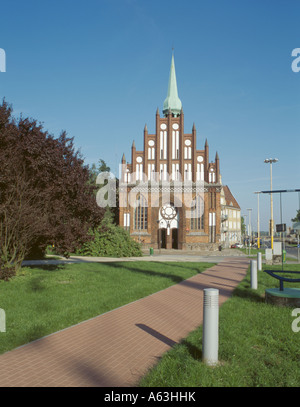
[257,193,260,249]
[264,158,278,250]
[243,214,247,246]
[247,208,252,255]
[298,191,300,263]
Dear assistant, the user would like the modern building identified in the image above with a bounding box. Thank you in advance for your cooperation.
[119,53,240,250]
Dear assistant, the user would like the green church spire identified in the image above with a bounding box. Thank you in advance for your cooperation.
[163,53,182,117]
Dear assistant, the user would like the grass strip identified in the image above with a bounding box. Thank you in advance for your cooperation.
[0,261,214,355]
[139,263,300,387]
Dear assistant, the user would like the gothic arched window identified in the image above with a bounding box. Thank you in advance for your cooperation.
[191,195,204,230]
[134,194,148,230]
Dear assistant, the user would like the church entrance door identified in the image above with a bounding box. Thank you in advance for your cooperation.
[172,229,178,249]
[161,229,167,249]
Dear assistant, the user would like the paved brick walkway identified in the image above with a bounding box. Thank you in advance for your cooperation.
[0,257,249,387]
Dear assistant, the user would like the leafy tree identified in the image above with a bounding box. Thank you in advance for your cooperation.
[291,210,300,223]
[88,159,111,187]
[0,100,104,275]
[98,159,111,173]
[241,216,246,235]
[89,158,119,225]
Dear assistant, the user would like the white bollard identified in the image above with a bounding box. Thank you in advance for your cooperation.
[0,309,6,332]
[202,288,219,366]
[257,252,262,271]
[250,260,258,289]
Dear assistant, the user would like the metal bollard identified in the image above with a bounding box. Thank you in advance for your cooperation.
[0,308,6,332]
[257,252,262,271]
[250,260,257,289]
[202,288,219,366]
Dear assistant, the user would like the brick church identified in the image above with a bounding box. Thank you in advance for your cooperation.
[119,53,240,250]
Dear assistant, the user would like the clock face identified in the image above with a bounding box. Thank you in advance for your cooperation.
[136,156,143,163]
[197,156,203,162]
[160,123,167,130]
[185,139,191,146]
[172,123,179,130]
[148,140,155,146]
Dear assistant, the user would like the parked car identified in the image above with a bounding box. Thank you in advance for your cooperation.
[231,243,243,249]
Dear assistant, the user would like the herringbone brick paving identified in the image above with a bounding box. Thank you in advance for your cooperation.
[0,257,249,387]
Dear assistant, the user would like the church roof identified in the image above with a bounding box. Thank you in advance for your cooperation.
[163,53,182,116]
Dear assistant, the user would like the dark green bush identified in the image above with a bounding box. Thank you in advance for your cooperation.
[77,210,142,258]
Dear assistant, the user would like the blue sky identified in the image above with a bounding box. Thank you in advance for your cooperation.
[0,0,299,231]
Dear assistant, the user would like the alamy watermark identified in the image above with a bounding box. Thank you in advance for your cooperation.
[291,48,300,72]
[96,165,205,218]
[0,48,6,72]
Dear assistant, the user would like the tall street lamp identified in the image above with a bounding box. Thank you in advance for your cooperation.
[247,208,252,255]
[264,158,278,250]
[254,192,261,249]
[243,214,247,245]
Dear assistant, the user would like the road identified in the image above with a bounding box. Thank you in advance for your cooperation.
[22,248,247,266]
[255,238,299,261]
[285,245,300,260]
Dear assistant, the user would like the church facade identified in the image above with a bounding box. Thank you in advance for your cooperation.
[119,54,240,250]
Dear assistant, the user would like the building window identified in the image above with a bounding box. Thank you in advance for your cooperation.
[184,146,192,159]
[134,194,148,230]
[148,147,155,160]
[209,191,216,209]
[160,130,167,160]
[184,163,192,181]
[191,195,204,230]
[196,163,204,181]
[124,170,131,183]
[160,163,168,181]
[171,163,180,181]
[136,164,143,181]
[209,212,216,243]
[123,213,130,231]
[209,171,216,183]
[148,163,155,181]
[172,130,179,159]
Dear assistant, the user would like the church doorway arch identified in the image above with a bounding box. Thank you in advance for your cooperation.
[158,204,179,249]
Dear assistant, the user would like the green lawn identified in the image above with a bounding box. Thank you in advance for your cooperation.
[238,248,299,263]
[139,263,300,387]
[0,261,214,355]
[238,247,264,256]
